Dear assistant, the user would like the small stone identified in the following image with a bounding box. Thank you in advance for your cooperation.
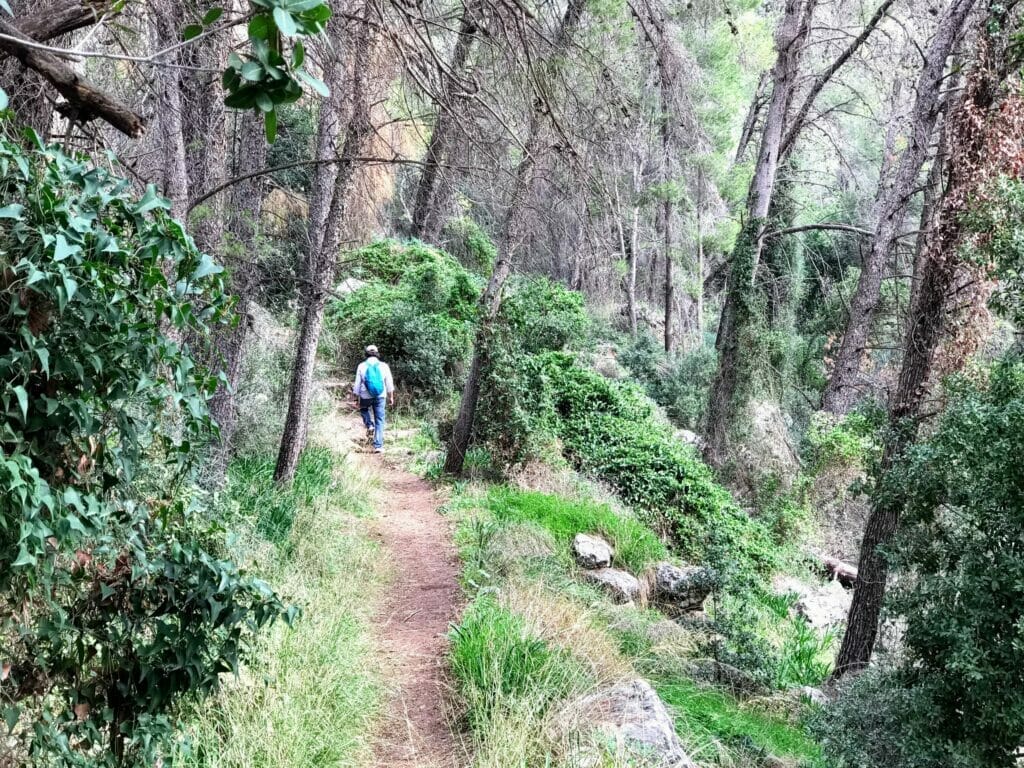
[650,563,713,615]
[582,568,641,604]
[798,685,830,707]
[573,533,614,569]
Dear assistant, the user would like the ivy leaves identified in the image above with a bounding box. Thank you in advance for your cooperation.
[221,0,332,141]
[0,139,289,765]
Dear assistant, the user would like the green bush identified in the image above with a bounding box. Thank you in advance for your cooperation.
[448,595,591,731]
[619,333,717,430]
[442,216,497,275]
[499,275,590,355]
[485,487,668,574]
[541,354,776,584]
[0,137,287,765]
[326,240,480,397]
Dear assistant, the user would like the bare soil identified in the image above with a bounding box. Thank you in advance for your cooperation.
[347,414,464,767]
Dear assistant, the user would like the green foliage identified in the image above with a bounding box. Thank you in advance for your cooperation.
[0,139,287,764]
[448,595,592,731]
[225,447,334,542]
[472,277,591,468]
[442,216,497,275]
[327,240,480,396]
[657,679,824,766]
[499,276,590,355]
[802,408,884,474]
[541,354,776,583]
[775,618,836,688]
[619,333,717,430]
[265,103,317,193]
[963,176,1024,327]
[221,0,332,142]
[485,487,668,574]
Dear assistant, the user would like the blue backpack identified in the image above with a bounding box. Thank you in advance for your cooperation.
[364,360,386,397]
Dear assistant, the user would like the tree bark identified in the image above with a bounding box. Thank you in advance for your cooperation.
[274,6,379,484]
[821,0,977,414]
[409,3,478,243]
[443,0,587,475]
[703,0,817,466]
[150,1,188,217]
[834,14,1024,676]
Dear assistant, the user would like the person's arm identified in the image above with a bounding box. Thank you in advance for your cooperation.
[385,364,395,406]
[353,364,363,405]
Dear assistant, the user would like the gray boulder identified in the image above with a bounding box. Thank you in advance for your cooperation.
[798,686,830,707]
[570,679,696,767]
[650,563,713,615]
[773,575,851,631]
[582,568,641,604]
[573,533,614,569]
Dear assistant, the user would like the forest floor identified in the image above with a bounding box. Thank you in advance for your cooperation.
[340,410,464,767]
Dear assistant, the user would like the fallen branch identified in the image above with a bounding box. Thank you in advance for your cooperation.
[18,0,116,43]
[0,18,144,138]
[816,553,858,589]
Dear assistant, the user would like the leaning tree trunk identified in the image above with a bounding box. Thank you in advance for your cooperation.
[274,6,379,484]
[833,17,1024,676]
[150,0,190,219]
[821,0,977,414]
[409,2,479,243]
[703,0,816,467]
[443,0,587,476]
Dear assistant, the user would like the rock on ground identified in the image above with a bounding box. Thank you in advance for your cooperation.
[650,563,713,615]
[582,568,641,604]
[773,575,852,631]
[568,678,696,768]
[573,533,614,569]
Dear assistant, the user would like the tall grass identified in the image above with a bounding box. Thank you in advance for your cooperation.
[485,487,667,573]
[177,448,385,768]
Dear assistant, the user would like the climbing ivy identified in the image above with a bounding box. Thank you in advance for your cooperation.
[0,136,290,765]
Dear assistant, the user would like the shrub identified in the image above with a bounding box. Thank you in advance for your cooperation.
[619,334,716,430]
[499,275,590,355]
[0,137,287,764]
[325,240,480,397]
[485,487,668,574]
[541,354,776,584]
[442,216,497,275]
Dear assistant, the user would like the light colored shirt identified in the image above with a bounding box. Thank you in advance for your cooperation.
[353,357,395,399]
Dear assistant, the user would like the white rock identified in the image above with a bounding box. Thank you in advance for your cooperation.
[582,568,641,604]
[573,533,614,569]
[773,575,852,631]
[570,679,696,768]
[799,685,830,707]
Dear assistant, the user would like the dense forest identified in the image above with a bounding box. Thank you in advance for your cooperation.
[1,0,1023,765]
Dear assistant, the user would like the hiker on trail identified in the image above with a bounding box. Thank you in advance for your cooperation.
[353,345,395,453]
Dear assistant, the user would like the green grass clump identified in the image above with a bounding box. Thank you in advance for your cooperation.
[449,595,594,732]
[226,447,335,542]
[656,679,823,765]
[178,445,384,768]
[485,487,667,573]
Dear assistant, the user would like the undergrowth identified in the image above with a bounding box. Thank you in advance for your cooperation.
[177,446,384,768]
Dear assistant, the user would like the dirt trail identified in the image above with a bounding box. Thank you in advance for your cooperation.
[345,413,463,767]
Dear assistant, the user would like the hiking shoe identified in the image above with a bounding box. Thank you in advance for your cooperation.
[373,447,384,454]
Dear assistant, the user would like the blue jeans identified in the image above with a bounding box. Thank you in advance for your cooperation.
[359,396,386,449]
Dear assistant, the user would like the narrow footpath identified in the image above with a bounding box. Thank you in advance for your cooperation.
[346,412,464,767]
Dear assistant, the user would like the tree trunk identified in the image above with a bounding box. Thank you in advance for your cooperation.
[150,0,189,218]
[274,6,379,484]
[834,16,1024,676]
[409,3,478,243]
[443,0,587,475]
[703,0,817,466]
[821,0,976,414]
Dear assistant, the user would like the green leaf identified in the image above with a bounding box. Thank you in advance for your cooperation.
[0,0,10,15]
[12,385,27,421]
[248,13,272,40]
[202,6,224,25]
[3,706,20,733]
[190,253,223,281]
[0,202,22,219]
[182,23,203,41]
[273,6,298,36]
[0,88,8,112]
[11,545,34,568]
[264,108,278,143]
[133,185,168,215]
[240,61,264,81]
[35,347,49,377]
[53,233,79,262]
[255,92,274,113]
[292,40,305,69]
[297,69,329,97]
